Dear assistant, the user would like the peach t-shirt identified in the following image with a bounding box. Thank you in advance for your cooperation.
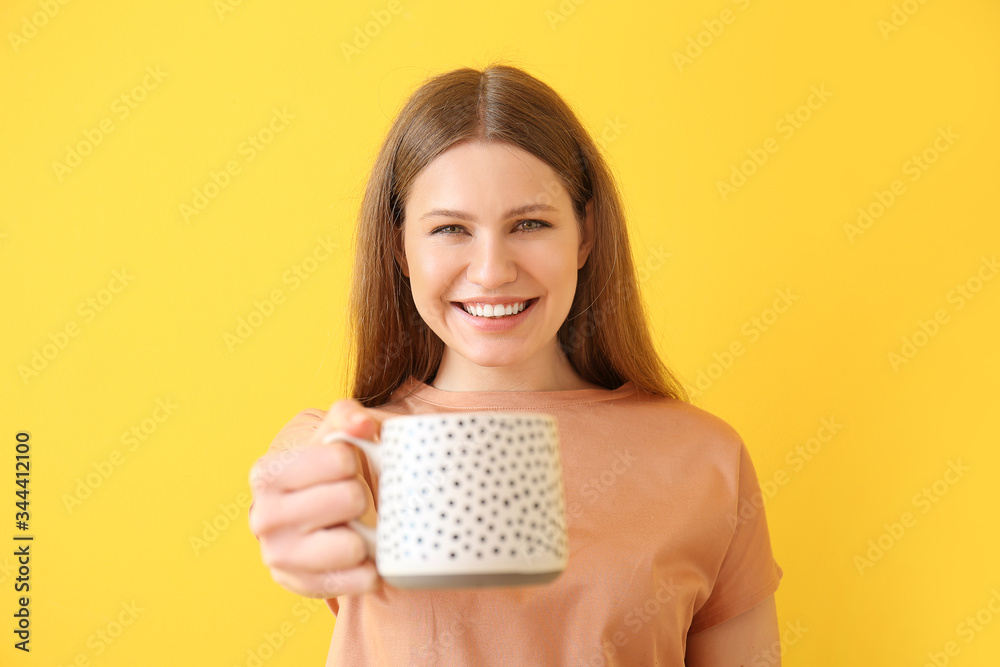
[265,377,783,665]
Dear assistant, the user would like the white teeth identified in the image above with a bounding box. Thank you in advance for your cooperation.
[463,301,528,318]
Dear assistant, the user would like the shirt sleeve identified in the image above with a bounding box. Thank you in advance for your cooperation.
[688,440,783,635]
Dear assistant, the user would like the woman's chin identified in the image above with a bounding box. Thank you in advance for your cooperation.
[445,344,536,371]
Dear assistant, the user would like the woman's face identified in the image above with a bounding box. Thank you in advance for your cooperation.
[399,140,594,386]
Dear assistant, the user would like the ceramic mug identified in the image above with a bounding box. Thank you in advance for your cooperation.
[322,411,568,589]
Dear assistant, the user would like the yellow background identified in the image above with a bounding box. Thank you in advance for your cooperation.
[2,0,998,664]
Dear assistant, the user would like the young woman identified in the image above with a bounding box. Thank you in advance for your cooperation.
[249,63,783,666]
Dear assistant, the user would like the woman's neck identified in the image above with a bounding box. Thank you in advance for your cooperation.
[431,350,601,392]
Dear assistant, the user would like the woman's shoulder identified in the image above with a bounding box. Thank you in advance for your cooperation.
[618,391,747,452]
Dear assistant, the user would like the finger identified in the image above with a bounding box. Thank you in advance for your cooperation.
[313,560,382,597]
[310,398,381,449]
[262,525,369,574]
[272,559,381,599]
[257,478,368,536]
[250,442,358,494]
[309,400,383,485]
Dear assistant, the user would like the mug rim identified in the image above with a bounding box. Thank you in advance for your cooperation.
[382,411,557,425]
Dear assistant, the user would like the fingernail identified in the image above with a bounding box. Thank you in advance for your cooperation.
[349,413,368,427]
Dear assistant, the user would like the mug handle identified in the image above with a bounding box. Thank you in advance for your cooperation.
[320,430,382,559]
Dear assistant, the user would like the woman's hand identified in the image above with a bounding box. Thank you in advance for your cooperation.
[248,399,383,599]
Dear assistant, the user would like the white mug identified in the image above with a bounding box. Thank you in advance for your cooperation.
[323,411,568,589]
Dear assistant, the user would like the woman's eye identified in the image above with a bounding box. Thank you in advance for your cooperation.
[431,220,549,235]
[518,219,549,231]
[432,225,465,235]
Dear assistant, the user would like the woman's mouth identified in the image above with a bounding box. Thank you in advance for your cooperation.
[458,299,534,318]
[451,298,539,329]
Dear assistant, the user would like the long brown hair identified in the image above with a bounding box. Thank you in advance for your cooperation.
[345,61,688,407]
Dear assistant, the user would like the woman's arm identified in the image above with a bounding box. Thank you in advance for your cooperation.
[685,594,779,666]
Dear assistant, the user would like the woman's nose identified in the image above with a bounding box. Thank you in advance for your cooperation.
[465,238,517,289]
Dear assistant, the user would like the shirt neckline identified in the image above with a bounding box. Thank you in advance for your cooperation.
[390,376,638,410]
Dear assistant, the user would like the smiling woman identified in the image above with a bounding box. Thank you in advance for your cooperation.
[248,61,783,667]
[345,62,690,403]
[396,140,599,391]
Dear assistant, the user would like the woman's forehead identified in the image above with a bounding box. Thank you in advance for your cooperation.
[405,143,570,215]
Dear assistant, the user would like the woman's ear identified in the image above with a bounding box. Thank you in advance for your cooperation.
[578,199,595,269]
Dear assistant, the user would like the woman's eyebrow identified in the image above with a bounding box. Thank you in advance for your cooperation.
[419,202,558,222]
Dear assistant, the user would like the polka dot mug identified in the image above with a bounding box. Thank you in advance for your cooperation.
[323,412,568,589]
